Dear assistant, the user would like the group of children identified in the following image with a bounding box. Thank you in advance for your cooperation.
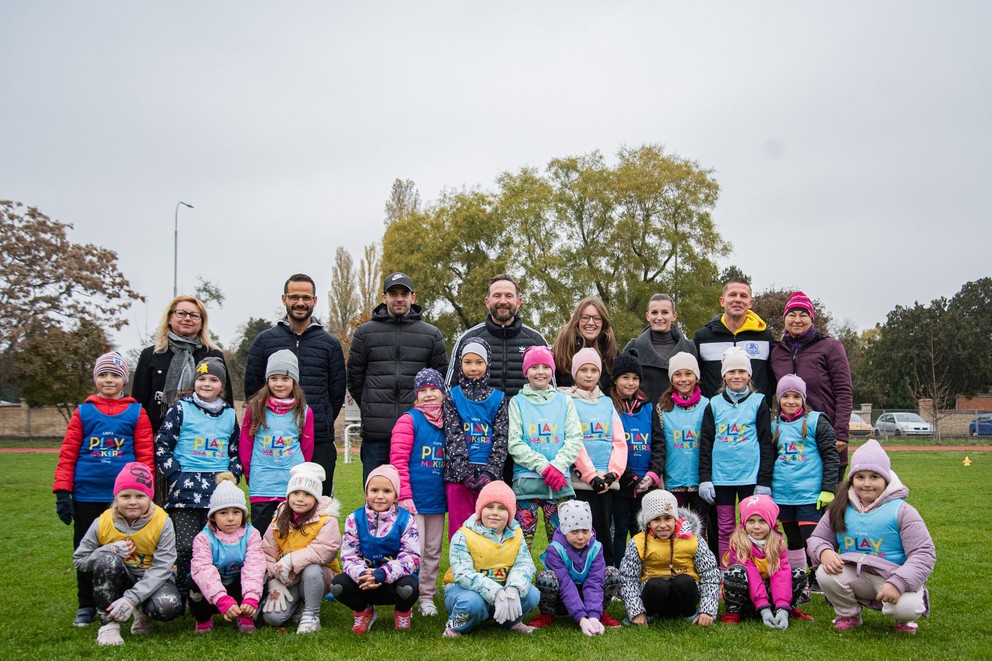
[55,339,936,645]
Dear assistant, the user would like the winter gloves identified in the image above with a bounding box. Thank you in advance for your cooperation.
[753,485,772,497]
[106,597,136,622]
[398,498,418,515]
[493,587,522,624]
[579,616,605,636]
[817,491,835,509]
[699,481,715,504]
[761,607,789,630]
[55,491,73,525]
[540,465,568,491]
[274,555,293,582]
[263,578,294,613]
[464,471,493,492]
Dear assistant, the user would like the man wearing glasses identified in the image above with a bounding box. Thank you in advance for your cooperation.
[244,273,346,494]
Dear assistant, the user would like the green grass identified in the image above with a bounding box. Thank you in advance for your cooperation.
[4,452,991,660]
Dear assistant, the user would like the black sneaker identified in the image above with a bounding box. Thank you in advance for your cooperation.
[73,607,96,627]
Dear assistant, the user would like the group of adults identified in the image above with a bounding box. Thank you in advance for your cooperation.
[131,272,853,497]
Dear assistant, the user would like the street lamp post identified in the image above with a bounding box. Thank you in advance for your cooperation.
[173,201,194,297]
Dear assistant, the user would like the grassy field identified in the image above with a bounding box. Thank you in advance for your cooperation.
[3,451,991,660]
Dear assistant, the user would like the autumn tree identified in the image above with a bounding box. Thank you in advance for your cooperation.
[357,242,381,324]
[327,246,360,353]
[0,201,143,355]
[12,320,112,420]
[225,317,273,401]
[384,178,421,226]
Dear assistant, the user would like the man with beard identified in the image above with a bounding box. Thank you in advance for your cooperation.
[245,273,346,494]
[445,274,549,483]
[348,272,448,481]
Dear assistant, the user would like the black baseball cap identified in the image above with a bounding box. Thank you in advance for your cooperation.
[383,272,414,293]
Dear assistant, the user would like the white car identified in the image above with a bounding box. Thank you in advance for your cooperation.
[874,412,934,437]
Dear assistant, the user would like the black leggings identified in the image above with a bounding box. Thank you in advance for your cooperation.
[575,490,616,566]
[330,574,419,612]
[641,575,699,618]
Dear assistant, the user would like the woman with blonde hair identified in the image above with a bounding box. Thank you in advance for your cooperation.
[552,297,617,391]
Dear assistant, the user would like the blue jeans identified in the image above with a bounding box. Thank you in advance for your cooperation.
[360,441,392,484]
[443,584,540,633]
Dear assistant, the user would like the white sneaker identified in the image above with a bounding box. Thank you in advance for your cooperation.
[510,622,535,634]
[297,613,321,634]
[418,599,438,616]
[130,611,153,635]
[97,622,124,646]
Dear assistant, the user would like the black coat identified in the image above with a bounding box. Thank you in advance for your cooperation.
[622,326,697,404]
[244,319,346,445]
[445,314,549,398]
[132,344,232,433]
[347,303,448,444]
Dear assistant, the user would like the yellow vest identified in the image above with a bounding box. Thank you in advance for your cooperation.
[272,514,339,570]
[633,531,699,581]
[443,526,523,585]
[754,554,769,580]
[97,506,169,571]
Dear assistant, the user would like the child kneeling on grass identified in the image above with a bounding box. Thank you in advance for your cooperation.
[807,440,935,633]
[261,462,341,634]
[721,494,812,628]
[331,464,421,634]
[72,462,182,646]
[529,499,622,633]
[189,476,264,634]
[619,489,718,627]
[443,481,540,637]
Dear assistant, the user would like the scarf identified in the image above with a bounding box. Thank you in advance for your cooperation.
[267,396,296,415]
[192,392,225,414]
[748,535,767,550]
[780,408,804,423]
[672,386,702,408]
[163,332,202,408]
[414,402,443,428]
[561,385,603,402]
[726,387,750,404]
[458,374,493,401]
[783,327,817,362]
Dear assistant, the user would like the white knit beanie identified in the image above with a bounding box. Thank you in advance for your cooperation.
[721,346,752,376]
[667,351,700,380]
[286,462,325,500]
[637,489,679,530]
[208,478,247,518]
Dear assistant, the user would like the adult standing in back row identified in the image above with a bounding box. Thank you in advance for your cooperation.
[446,274,549,484]
[245,274,346,495]
[622,294,697,404]
[348,272,448,482]
[693,278,775,399]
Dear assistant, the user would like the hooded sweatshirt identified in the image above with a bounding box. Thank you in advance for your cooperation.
[693,310,775,400]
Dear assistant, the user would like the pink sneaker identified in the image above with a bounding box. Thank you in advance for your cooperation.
[832,615,862,631]
[894,620,918,634]
[195,620,213,634]
[352,608,377,635]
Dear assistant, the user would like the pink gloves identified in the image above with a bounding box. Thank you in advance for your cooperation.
[540,465,569,491]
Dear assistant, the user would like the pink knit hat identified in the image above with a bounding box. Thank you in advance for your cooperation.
[738,494,779,530]
[365,463,401,497]
[784,291,815,319]
[570,347,602,381]
[849,439,892,483]
[475,480,517,521]
[114,462,154,499]
[522,345,555,374]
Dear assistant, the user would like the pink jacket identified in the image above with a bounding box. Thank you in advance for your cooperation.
[729,541,793,611]
[389,412,417,501]
[261,496,342,586]
[341,505,421,583]
[190,525,265,612]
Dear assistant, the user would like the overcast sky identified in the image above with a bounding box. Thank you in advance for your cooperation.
[3,2,989,353]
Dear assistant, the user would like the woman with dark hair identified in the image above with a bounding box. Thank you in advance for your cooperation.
[622,294,697,403]
[552,297,618,391]
[132,296,232,502]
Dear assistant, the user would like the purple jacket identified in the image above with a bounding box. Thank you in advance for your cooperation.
[807,473,935,613]
[770,333,853,442]
[544,528,606,622]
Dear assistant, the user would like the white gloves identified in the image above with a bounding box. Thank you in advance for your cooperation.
[579,617,605,636]
[699,481,715,504]
[107,597,136,622]
[493,587,521,624]
[754,485,772,497]
[761,608,789,630]
[274,555,293,582]
[100,541,132,558]
[263,578,294,613]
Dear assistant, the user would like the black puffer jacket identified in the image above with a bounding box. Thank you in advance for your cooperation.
[445,314,549,398]
[622,326,697,404]
[244,319,346,445]
[347,303,448,444]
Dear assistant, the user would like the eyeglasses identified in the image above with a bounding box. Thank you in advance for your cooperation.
[173,310,202,320]
[580,315,603,324]
[286,295,315,303]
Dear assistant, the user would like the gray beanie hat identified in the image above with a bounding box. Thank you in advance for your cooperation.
[557,499,593,535]
[208,478,247,518]
[265,349,300,382]
[637,489,679,530]
[667,351,700,380]
[195,356,228,387]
